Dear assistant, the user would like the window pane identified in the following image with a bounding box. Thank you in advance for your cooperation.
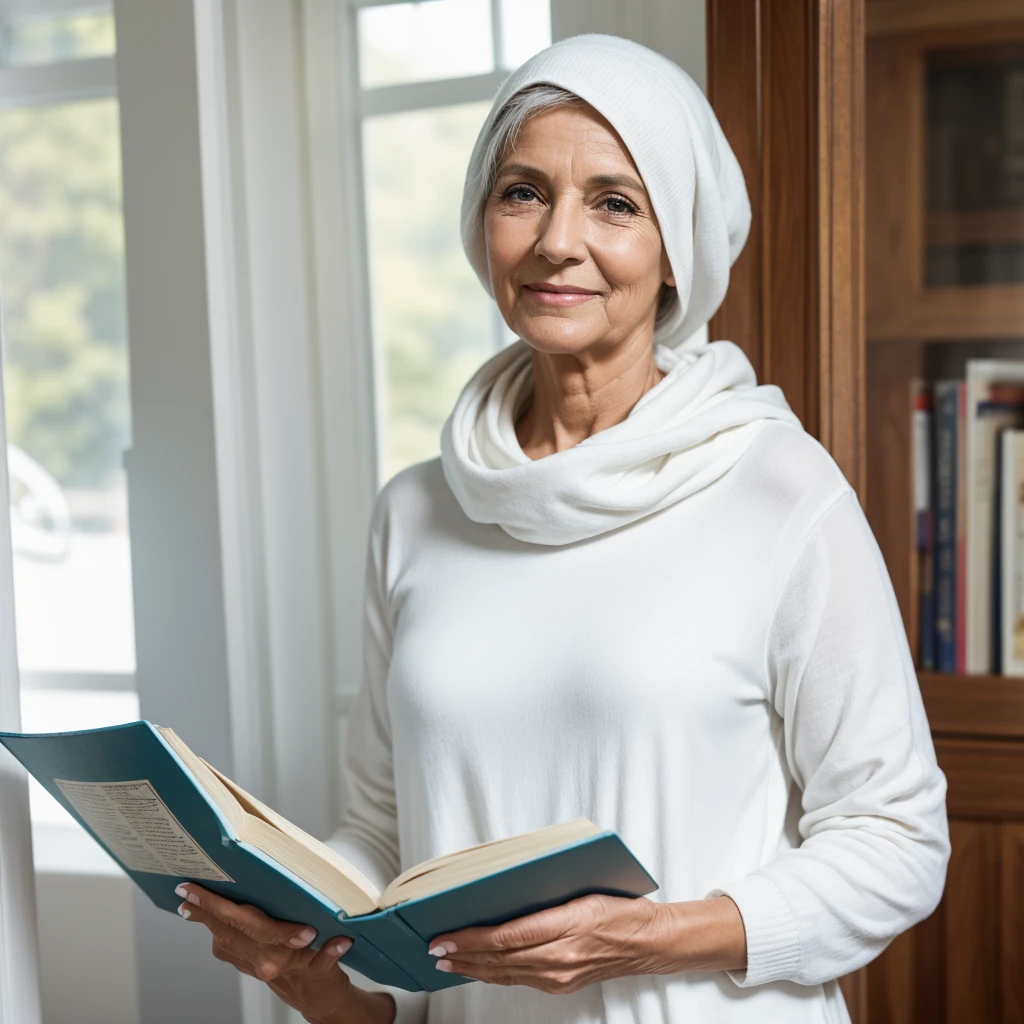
[500,0,550,70]
[363,102,503,482]
[0,10,115,66]
[358,0,493,89]
[0,98,135,679]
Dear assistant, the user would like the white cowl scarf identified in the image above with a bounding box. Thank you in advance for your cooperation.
[440,34,803,546]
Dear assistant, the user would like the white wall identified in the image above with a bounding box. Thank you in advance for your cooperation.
[552,0,706,90]
[35,871,139,1024]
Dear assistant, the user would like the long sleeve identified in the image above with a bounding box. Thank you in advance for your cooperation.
[711,487,950,987]
[326,508,428,1023]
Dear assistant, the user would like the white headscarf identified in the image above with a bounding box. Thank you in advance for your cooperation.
[440,34,803,546]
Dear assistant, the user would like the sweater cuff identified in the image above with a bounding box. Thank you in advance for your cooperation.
[706,872,802,987]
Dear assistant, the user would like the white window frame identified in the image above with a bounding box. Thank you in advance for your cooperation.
[0,1,134,708]
[0,302,42,1024]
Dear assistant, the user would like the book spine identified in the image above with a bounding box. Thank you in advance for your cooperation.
[1002,431,1024,677]
[965,365,1024,674]
[913,383,935,671]
[933,381,959,673]
[956,381,967,674]
[1014,438,1024,675]
[994,425,1006,674]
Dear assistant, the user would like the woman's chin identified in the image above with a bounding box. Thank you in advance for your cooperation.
[514,315,608,356]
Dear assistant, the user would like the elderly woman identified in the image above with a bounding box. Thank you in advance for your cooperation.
[175,33,949,1024]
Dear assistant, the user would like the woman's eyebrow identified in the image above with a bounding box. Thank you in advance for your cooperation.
[494,162,548,182]
[588,173,646,194]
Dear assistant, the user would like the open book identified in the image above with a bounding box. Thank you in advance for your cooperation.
[0,721,657,992]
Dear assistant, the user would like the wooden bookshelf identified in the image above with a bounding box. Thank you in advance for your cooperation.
[863,5,1024,1020]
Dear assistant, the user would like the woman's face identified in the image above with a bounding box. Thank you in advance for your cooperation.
[483,102,674,356]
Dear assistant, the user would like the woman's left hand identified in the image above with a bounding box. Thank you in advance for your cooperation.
[426,893,747,994]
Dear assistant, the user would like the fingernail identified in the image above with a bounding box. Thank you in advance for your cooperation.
[177,904,191,920]
[174,885,188,899]
[334,938,352,956]
[288,927,317,948]
[435,959,452,972]
[431,940,456,955]
[186,892,200,906]
[428,945,446,956]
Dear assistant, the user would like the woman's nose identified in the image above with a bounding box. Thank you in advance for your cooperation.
[534,199,587,265]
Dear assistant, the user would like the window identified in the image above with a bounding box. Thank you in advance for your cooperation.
[0,2,136,872]
[350,0,551,483]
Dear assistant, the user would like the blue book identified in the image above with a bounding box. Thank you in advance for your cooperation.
[0,721,657,992]
[933,381,960,672]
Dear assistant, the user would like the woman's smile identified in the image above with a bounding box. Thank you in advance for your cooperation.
[521,281,602,306]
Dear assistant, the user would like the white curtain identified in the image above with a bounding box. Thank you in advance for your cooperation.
[0,283,42,1024]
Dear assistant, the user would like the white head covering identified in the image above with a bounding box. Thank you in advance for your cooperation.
[440,34,803,546]
[460,33,751,348]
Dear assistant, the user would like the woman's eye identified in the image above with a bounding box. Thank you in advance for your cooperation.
[506,186,539,202]
[602,196,636,216]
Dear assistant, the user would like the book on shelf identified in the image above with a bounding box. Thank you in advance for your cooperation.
[0,721,657,993]
[913,381,935,671]
[965,362,1024,673]
[914,362,1024,678]
[1001,430,1024,677]
[933,380,960,672]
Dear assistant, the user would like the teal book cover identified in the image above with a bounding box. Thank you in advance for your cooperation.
[0,721,658,993]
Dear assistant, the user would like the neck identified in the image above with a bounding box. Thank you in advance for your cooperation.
[514,329,666,461]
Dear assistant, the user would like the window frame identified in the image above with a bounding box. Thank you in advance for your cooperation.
[0,0,137,844]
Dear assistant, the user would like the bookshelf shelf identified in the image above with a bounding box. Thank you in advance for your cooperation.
[919,671,1024,739]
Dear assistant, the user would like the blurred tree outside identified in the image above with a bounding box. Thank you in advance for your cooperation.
[1,10,116,65]
[0,96,130,492]
[364,100,507,483]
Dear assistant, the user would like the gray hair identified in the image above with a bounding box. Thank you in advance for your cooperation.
[476,83,677,325]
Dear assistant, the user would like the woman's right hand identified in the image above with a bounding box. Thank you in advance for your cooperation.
[176,883,396,1024]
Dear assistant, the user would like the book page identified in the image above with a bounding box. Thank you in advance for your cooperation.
[380,818,600,908]
[55,778,233,882]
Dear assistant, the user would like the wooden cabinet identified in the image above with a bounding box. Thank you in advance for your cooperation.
[708,1,1024,1020]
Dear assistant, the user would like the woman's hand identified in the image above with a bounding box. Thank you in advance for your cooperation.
[426,893,747,994]
[175,883,395,1024]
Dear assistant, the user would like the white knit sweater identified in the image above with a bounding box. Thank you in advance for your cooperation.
[327,416,950,1024]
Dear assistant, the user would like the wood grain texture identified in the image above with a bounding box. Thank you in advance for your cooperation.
[937,739,1024,820]
[868,286,1024,341]
[708,0,866,500]
[921,673,1024,739]
[946,821,1002,1021]
[705,0,763,376]
[1003,825,1024,1024]
[817,0,866,496]
[867,0,1024,36]
[865,34,917,327]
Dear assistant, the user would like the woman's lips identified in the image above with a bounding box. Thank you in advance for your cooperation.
[522,283,600,307]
